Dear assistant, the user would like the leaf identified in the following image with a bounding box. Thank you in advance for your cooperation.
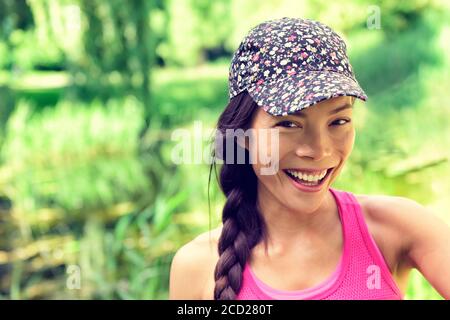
[153,188,190,233]
[113,214,133,253]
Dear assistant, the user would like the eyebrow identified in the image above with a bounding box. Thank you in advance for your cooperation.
[290,103,353,118]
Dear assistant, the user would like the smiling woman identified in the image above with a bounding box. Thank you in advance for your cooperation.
[169,17,450,301]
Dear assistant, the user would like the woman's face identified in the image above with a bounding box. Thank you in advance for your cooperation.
[248,96,355,213]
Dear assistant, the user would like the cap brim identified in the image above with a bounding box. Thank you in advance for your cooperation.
[247,70,368,116]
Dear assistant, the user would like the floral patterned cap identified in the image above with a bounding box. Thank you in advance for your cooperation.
[228,17,367,116]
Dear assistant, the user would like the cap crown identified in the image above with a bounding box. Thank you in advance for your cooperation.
[229,17,357,99]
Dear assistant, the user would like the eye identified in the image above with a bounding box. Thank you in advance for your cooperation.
[275,120,300,128]
[332,118,351,126]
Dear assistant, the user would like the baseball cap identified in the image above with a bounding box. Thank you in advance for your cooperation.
[228,17,367,116]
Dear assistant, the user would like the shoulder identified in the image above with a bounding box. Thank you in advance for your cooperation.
[354,192,445,265]
[169,226,221,300]
[355,192,450,298]
[356,193,435,233]
[355,193,422,227]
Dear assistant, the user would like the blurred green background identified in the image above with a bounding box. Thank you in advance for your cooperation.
[0,0,449,300]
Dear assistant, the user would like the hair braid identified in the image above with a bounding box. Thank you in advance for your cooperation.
[211,91,266,300]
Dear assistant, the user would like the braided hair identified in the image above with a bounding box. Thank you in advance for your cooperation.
[209,91,269,300]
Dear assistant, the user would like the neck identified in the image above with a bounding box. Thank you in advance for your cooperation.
[256,184,339,255]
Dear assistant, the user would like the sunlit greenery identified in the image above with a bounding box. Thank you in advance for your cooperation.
[0,0,449,300]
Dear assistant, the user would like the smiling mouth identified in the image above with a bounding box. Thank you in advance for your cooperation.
[282,167,334,186]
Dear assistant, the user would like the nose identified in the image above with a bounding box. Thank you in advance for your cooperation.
[294,129,331,161]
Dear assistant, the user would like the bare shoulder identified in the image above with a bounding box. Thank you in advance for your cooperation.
[169,226,221,300]
[355,192,450,298]
[354,192,441,261]
[355,192,435,229]
[194,225,223,246]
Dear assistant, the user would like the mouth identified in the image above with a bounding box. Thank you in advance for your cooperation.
[282,167,334,192]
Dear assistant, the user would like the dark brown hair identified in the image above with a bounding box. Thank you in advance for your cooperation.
[208,90,269,300]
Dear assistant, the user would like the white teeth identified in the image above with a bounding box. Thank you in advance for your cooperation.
[286,169,328,181]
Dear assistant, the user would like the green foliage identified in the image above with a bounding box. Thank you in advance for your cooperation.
[1,96,148,212]
[0,27,64,71]
[406,269,443,300]
[159,0,232,66]
[0,41,10,69]
[350,10,443,103]
[72,0,156,104]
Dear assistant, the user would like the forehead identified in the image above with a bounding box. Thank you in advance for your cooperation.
[253,96,354,124]
[291,96,353,117]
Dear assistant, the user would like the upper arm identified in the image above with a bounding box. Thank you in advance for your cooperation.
[403,200,450,299]
[385,197,450,299]
[169,241,204,300]
[169,235,217,300]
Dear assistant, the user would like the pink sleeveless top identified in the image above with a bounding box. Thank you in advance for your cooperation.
[236,187,403,300]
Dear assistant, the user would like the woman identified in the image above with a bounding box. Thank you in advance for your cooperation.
[169,17,450,300]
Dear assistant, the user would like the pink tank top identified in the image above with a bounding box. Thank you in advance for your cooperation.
[236,187,403,300]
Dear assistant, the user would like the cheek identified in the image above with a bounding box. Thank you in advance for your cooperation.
[252,162,284,198]
[316,123,353,154]
[249,132,278,183]
[337,128,355,156]
[248,129,283,168]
